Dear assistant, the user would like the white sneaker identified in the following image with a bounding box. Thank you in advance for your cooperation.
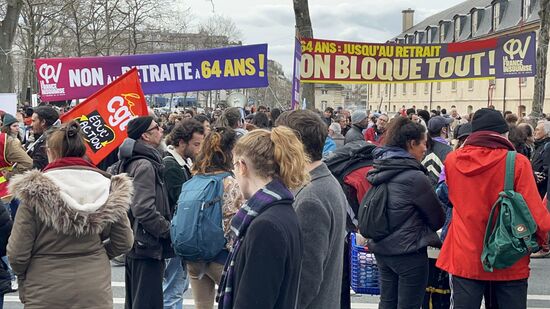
[9,279,17,292]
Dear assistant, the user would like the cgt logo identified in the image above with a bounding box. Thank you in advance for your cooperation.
[503,36,531,60]
[38,63,62,83]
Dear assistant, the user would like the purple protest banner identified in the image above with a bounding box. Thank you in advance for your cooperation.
[300,32,536,84]
[35,44,268,102]
[291,36,301,110]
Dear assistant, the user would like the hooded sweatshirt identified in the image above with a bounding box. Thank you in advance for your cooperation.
[437,145,550,281]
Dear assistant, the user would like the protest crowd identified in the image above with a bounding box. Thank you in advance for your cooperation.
[0,100,547,309]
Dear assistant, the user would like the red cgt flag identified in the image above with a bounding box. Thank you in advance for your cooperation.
[60,68,149,165]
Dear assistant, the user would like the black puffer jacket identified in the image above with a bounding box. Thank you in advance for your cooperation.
[366,147,445,256]
[0,205,12,257]
[531,137,550,197]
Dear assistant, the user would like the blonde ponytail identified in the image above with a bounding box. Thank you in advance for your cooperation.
[234,128,310,189]
[270,126,310,189]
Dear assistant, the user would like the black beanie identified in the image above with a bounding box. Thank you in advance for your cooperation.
[127,116,154,140]
[471,108,509,134]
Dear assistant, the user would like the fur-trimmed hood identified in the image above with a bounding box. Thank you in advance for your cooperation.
[8,168,133,236]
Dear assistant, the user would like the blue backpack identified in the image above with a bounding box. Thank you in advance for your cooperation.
[170,172,231,261]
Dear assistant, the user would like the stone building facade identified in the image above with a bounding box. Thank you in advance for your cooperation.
[368,0,550,116]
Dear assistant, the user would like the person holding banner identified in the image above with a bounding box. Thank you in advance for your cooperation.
[29,106,59,171]
[1,114,22,142]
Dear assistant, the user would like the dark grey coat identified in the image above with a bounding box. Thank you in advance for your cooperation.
[344,125,365,144]
[294,163,347,309]
[119,138,174,260]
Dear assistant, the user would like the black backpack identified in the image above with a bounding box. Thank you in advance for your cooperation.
[324,141,376,232]
[358,181,391,241]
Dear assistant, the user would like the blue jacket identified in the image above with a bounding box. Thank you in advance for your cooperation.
[323,137,337,157]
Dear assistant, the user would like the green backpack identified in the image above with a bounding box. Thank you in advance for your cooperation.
[481,151,539,272]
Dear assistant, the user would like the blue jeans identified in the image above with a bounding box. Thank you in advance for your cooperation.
[163,256,189,309]
[1,257,13,281]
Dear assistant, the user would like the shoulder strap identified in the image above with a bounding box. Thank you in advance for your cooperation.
[162,155,178,164]
[504,151,516,191]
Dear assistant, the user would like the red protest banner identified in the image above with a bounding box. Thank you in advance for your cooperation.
[60,68,148,165]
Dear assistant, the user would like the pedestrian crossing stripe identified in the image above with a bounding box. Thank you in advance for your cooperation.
[3,297,550,309]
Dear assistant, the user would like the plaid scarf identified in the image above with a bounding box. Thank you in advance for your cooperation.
[216,178,294,309]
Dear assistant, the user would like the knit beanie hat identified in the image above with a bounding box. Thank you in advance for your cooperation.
[351,111,368,124]
[2,113,17,128]
[471,108,509,134]
[127,116,154,140]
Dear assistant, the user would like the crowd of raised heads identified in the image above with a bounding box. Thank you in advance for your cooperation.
[1,102,550,309]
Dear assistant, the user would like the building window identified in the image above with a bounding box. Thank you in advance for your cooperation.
[424,105,428,110]
[524,0,532,20]
[437,82,441,92]
[321,90,328,94]
[424,83,429,94]
[427,29,432,42]
[520,77,527,87]
[321,101,327,109]
[468,80,475,91]
[452,81,457,92]
[402,84,407,95]
[393,84,397,96]
[384,85,388,96]
[377,84,381,97]
[369,84,373,96]
[493,2,501,30]
[393,105,396,112]
[467,105,473,114]
[519,105,526,117]
[415,32,424,44]
[455,18,461,41]
[440,24,446,42]
[472,11,478,33]
[413,83,417,95]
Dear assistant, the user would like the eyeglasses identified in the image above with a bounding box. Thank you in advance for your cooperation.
[146,124,160,132]
[233,160,243,169]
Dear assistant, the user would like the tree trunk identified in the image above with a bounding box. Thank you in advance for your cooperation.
[0,0,24,93]
[293,0,315,110]
[531,0,550,119]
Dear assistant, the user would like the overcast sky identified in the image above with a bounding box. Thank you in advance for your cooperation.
[186,0,465,76]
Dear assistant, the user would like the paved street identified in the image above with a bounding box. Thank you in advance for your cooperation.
[3,258,550,308]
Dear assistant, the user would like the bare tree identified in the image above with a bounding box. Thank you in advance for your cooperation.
[16,0,67,102]
[293,0,314,109]
[0,0,24,93]
[196,15,241,107]
[531,0,550,119]
[198,14,241,48]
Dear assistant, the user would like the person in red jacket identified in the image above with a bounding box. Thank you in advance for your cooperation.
[363,113,388,146]
[436,108,550,309]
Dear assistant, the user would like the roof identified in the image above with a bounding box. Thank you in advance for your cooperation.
[393,0,540,42]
